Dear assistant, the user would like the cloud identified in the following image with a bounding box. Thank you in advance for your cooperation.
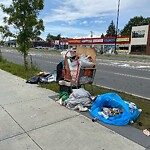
[43,0,117,23]
[1,0,150,39]
[68,20,77,25]
[41,24,103,39]
[80,21,88,25]
[93,20,106,24]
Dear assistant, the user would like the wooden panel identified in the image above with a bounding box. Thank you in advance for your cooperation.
[76,45,96,62]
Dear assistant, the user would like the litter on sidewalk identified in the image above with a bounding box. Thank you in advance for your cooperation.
[90,92,141,126]
[26,46,142,126]
[143,129,150,136]
[26,72,56,84]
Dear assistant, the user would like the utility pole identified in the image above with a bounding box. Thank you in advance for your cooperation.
[114,0,120,54]
[90,31,93,47]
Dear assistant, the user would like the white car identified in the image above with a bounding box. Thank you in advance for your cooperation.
[35,46,43,49]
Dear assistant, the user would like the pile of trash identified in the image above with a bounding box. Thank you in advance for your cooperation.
[55,88,93,112]
[56,90,142,126]
[26,73,142,127]
[90,93,141,126]
[26,46,142,127]
[26,72,56,84]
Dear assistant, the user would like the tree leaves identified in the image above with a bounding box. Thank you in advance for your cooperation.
[106,20,116,37]
[121,16,150,36]
[1,0,44,71]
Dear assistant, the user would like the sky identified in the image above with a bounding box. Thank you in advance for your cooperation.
[0,0,150,40]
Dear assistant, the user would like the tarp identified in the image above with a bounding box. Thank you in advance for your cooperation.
[90,93,141,126]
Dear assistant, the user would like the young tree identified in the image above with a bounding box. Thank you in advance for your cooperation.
[0,0,44,71]
[121,16,150,36]
[0,26,3,59]
[106,20,116,37]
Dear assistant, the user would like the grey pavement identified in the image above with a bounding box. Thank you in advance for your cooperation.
[0,69,147,150]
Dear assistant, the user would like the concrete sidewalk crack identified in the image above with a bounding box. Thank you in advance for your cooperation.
[26,114,80,133]
[0,105,44,150]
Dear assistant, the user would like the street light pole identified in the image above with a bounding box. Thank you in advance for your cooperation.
[115,0,120,54]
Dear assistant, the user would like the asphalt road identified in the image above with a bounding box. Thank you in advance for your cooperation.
[1,49,150,99]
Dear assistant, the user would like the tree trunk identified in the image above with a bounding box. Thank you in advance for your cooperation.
[0,47,2,62]
[23,53,28,71]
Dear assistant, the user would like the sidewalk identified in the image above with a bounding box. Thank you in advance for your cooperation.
[0,69,147,150]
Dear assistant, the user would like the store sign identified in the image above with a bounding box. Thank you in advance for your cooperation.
[103,38,115,43]
[81,39,92,43]
[55,40,59,45]
[93,39,103,43]
[117,38,130,42]
[68,39,81,44]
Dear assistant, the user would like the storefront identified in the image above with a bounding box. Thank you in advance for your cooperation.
[66,36,130,53]
[52,24,150,55]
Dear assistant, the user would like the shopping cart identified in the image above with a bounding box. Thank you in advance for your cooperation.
[63,46,96,87]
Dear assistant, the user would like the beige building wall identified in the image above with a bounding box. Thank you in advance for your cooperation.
[131,25,149,45]
[129,25,150,54]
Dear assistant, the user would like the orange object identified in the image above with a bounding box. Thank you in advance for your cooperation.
[84,70,92,76]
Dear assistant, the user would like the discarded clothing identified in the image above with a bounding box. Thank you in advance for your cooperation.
[39,73,56,83]
[26,75,41,84]
[26,72,56,84]
[65,88,91,111]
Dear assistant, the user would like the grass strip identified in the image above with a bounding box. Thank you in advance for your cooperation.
[0,57,150,130]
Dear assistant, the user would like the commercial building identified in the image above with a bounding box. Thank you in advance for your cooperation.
[54,25,150,55]
[59,36,131,53]
[129,24,150,55]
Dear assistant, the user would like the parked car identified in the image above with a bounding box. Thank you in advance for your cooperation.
[35,46,43,49]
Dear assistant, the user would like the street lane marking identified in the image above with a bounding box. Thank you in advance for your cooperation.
[99,70,150,80]
[98,62,150,72]
[114,72,150,80]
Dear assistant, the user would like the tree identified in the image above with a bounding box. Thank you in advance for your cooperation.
[0,26,3,60]
[46,33,63,41]
[46,33,51,42]
[121,16,150,36]
[101,33,104,38]
[0,0,44,71]
[0,25,13,41]
[57,33,61,40]
[106,20,116,37]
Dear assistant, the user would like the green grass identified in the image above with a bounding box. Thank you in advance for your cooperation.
[0,57,150,130]
[40,82,60,93]
[0,57,40,80]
